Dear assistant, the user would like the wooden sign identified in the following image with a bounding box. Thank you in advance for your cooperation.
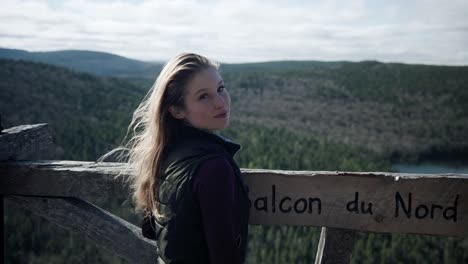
[2,159,467,237]
[243,169,468,237]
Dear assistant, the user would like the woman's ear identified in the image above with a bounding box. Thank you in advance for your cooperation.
[168,106,185,119]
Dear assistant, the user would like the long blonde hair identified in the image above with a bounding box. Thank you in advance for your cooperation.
[98,53,219,219]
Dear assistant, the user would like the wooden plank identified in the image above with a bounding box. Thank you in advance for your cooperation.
[7,195,158,264]
[0,124,53,160]
[314,227,356,264]
[1,162,468,237]
[0,160,130,201]
[244,169,468,237]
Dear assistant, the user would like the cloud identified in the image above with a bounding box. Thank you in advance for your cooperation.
[0,0,467,65]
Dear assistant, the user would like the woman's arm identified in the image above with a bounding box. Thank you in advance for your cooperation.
[192,156,244,264]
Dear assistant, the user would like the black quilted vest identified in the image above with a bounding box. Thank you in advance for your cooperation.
[145,122,250,264]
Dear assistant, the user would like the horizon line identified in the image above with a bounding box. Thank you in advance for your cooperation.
[1,46,467,67]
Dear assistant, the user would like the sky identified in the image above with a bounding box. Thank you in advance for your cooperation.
[1,0,467,65]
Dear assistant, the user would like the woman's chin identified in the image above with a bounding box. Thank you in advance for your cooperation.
[212,119,230,131]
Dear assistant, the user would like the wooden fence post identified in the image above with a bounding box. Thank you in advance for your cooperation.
[315,227,357,264]
[0,123,52,264]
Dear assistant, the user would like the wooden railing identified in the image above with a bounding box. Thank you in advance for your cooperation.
[1,123,467,263]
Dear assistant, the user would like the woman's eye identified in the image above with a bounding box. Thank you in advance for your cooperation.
[199,93,208,100]
[218,86,225,92]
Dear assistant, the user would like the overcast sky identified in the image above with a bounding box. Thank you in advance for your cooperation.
[1,0,467,65]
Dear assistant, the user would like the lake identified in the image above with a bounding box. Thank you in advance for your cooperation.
[392,160,468,174]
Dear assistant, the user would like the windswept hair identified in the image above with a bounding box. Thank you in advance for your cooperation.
[98,53,219,219]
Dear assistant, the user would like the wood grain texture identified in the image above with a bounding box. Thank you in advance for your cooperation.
[7,195,158,264]
[0,160,131,201]
[0,124,53,161]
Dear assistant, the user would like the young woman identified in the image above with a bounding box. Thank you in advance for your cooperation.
[102,53,250,264]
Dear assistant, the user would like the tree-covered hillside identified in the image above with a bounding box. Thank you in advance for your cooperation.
[1,58,467,263]
[221,61,468,161]
[1,59,148,160]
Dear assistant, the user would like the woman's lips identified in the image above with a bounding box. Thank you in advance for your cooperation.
[214,112,228,118]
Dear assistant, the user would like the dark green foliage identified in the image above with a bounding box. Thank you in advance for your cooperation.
[329,61,468,108]
[221,60,345,73]
[0,59,147,161]
[351,232,468,264]
[2,58,467,263]
[222,120,390,172]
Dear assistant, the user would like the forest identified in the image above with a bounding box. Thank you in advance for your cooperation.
[1,57,467,263]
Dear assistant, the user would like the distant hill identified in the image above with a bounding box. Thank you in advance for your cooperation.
[221,60,346,73]
[0,47,163,78]
[0,47,348,78]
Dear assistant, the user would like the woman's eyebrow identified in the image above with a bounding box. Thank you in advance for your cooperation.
[194,88,208,96]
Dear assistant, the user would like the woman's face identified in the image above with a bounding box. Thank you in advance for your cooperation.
[170,67,230,131]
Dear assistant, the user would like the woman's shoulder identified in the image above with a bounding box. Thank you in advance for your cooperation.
[192,156,236,190]
[172,122,241,157]
[161,138,225,173]
[196,156,234,174]
[168,137,226,158]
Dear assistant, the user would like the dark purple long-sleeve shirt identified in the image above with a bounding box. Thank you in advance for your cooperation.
[191,156,245,264]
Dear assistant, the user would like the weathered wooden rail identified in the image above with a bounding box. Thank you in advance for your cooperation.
[1,123,467,263]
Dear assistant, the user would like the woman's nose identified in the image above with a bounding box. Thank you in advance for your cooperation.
[214,94,225,109]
